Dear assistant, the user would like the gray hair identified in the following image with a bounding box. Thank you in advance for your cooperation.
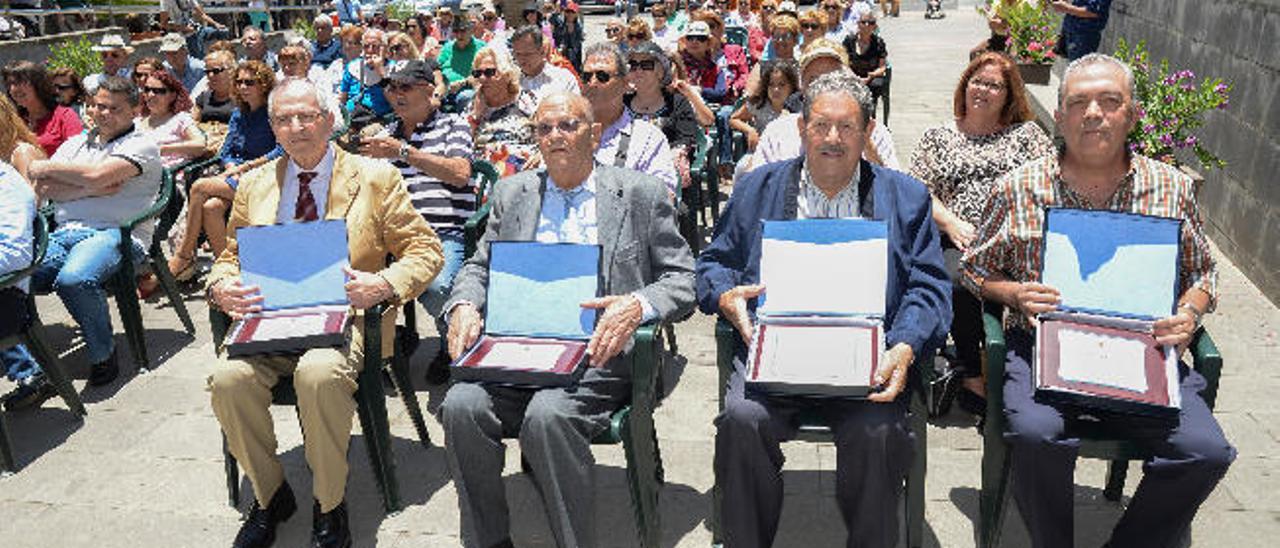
[626,41,673,87]
[510,25,544,48]
[268,77,328,116]
[242,25,264,40]
[802,68,874,128]
[313,14,333,28]
[1058,53,1137,110]
[97,75,139,106]
[584,41,628,76]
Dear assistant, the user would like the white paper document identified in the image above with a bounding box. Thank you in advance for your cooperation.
[755,324,876,386]
[250,313,330,341]
[759,238,887,316]
[476,341,568,371]
[1055,326,1149,393]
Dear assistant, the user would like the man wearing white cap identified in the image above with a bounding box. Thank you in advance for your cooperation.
[159,0,228,58]
[83,34,134,95]
[160,32,206,93]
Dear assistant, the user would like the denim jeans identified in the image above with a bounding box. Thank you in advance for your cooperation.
[1,287,38,382]
[1064,29,1102,61]
[184,25,230,59]
[32,226,144,364]
[417,230,466,339]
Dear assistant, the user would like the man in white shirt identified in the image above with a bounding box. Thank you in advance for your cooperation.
[83,34,133,94]
[510,25,580,104]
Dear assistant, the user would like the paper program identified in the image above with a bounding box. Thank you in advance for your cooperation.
[1056,326,1149,393]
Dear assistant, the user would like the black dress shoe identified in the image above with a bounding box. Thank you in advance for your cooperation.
[311,500,351,548]
[87,348,119,387]
[233,482,298,548]
[3,373,57,411]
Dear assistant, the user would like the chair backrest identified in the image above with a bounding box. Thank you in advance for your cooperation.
[725,26,749,48]
[0,213,47,290]
[472,159,500,203]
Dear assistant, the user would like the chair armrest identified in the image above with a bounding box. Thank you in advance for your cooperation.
[690,132,711,174]
[0,215,46,290]
[1191,328,1223,410]
[630,323,661,407]
[983,310,1007,421]
[463,202,492,259]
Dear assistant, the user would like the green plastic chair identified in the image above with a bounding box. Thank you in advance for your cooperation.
[711,318,929,547]
[725,26,749,49]
[210,302,418,514]
[978,310,1224,548]
[0,214,88,474]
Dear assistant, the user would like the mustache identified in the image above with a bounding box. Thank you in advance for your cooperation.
[817,144,847,155]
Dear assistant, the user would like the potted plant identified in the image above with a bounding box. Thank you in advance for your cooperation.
[979,0,1060,84]
[1114,39,1231,193]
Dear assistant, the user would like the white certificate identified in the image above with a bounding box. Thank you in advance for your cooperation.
[476,341,567,371]
[759,238,887,316]
[755,324,876,386]
[251,313,330,341]
[1056,326,1149,393]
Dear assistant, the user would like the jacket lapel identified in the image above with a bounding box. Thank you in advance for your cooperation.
[325,148,361,220]
[247,158,287,225]
[513,171,547,240]
[595,169,626,270]
[859,160,878,219]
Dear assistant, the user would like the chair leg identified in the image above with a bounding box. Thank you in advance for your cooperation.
[149,248,196,335]
[388,354,432,448]
[621,408,662,548]
[21,323,86,417]
[979,427,1013,548]
[223,433,241,508]
[0,411,14,474]
[707,159,721,223]
[906,391,928,548]
[1104,459,1128,502]
[354,371,401,513]
[111,269,150,371]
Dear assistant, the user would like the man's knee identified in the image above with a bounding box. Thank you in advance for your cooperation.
[293,350,355,397]
[53,263,108,295]
[440,382,494,429]
[519,390,579,448]
[202,196,227,215]
[1004,405,1069,448]
[716,395,772,435]
[1175,428,1237,473]
[208,359,261,404]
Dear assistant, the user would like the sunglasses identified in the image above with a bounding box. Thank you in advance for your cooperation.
[471,67,498,78]
[762,6,775,13]
[605,27,621,35]
[775,32,797,41]
[801,23,820,31]
[687,35,710,42]
[582,70,615,84]
[627,59,657,71]
[859,20,878,26]
[54,83,76,91]
[628,33,647,40]
[534,118,584,137]
[484,14,496,20]
[206,67,229,75]
[823,5,840,10]
[235,79,258,87]
[143,86,171,95]
[389,44,407,53]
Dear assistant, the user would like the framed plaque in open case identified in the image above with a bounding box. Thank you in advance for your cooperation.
[451,241,602,387]
[1034,208,1183,417]
[746,219,888,398]
[224,220,353,358]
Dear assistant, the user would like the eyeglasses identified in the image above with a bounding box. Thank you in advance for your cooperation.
[471,67,498,78]
[582,70,615,84]
[271,111,324,127]
[206,66,229,75]
[101,51,125,59]
[968,78,1006,92]
[822,5,840,11]
[534,118,584,137]
[762,6,775,13]
[806,119,861,138]
[859,19,878,26]
[235,79,258,87]
[389,44,406,54]
[627,59,657,71]
[801,23,821,31]
[775,32,797,42]
[605,27,621,36]
[628,33,647,40]
[143,86,171,95]
[54,83,76,91]
[687,35,710,42]
[483,14,497,21]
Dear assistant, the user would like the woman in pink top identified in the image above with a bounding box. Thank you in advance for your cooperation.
[2,61,84,157]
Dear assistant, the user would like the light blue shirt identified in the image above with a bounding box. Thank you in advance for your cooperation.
[595,109,679,196]
[0,161,36,292]
[166,56,205,93]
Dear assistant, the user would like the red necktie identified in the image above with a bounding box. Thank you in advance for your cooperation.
[295,171,319,222]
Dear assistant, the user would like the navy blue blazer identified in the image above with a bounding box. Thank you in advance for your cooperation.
[696,158,952,356]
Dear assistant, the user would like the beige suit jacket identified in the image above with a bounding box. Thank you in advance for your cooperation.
[208,147,444,357]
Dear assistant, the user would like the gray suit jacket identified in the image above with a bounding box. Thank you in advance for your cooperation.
[447,166,696,328]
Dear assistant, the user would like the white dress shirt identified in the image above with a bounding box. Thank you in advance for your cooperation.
[277,145,335,223]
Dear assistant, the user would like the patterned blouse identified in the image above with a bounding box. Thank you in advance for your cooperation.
[961,153,1218,332]
[473,91,539,177]
[909,121,1053,226]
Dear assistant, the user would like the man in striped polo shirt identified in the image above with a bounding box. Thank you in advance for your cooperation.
[359,59,474,380]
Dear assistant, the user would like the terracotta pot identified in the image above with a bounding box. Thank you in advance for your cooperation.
[1017,63,1052,86]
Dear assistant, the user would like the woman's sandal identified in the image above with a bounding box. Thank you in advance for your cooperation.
[168,253,197,283]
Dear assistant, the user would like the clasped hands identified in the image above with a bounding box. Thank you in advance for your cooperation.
[717,284,915,403]
[1013,282,1198,351]
[211,265,393,320]
[448,295,644,367]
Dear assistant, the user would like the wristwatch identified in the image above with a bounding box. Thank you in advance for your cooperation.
[1177,301,1204,328]
[398,141,411,160]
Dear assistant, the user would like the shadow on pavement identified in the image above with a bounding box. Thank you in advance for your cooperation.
[2,406,84,471]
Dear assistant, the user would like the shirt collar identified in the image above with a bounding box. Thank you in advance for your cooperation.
[800,160,861,199]
[544,168,597,198]
[599,108,633,143]
[288,144,336,178]
[1051,150,1139,208]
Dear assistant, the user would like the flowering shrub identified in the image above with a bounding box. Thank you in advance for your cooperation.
[979,0,1060,64]
[1114,39,1231,170]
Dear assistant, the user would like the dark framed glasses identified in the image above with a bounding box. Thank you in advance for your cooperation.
[801,23,820,31]
[471,67,498,78]
[687,35,710,43]
[628,33,647,40]
[534,118,584,137]
[605,27,622,36]
[206,66,229,75]
[627,59,657,71]
[582,70,615,84]
[54,83,76,91]
[142,86,170,95]
[235,78,258,87]
[859,19,878,26]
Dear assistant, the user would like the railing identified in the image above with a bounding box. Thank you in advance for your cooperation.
[0,1,328,39]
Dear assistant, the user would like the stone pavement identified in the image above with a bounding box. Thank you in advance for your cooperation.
[3,6,1279,548]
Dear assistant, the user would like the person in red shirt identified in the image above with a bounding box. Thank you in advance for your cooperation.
[2,61,84,157]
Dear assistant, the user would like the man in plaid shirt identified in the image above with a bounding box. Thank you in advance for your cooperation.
[962,54,1234,548]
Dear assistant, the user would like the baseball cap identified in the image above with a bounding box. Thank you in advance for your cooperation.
[387,59,440,84]
[799,38,850,72]
[684,21,712,38]
[159,32,186,53]
[777,1,798,16]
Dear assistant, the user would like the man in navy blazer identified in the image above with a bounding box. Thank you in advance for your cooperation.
[696,70,951,548]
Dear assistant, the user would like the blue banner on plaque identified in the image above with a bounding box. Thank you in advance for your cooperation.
[1041,208,1181,320]
[758,219,888,317]
[486,241,602,340]
[238,220,350,310]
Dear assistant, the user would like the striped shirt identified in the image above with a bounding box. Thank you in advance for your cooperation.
[961,153,1217,331]
[797,163,861,219]
[388,111,475,234]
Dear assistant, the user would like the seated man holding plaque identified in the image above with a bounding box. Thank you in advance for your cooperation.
[696,71,951,548]
[961,54,1235,548]
[205,78,443,548]
[440,92,696,548]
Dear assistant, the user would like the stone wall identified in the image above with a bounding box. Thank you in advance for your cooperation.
[1101,0,1280,305]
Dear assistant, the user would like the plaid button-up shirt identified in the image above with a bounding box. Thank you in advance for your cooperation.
[961,153,1217,332]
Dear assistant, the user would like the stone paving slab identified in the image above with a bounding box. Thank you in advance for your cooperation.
[3,6,1279,548]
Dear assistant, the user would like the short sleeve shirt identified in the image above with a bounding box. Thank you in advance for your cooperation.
[51,127,163,247]
[388,111,475,234]
[34,105,84,157]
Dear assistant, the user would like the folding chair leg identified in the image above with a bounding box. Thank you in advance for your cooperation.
[1104,459,1129,502]
[222,433,241,508]
[22,324,85,416]
[388,355,432,448]
[0,412,14,474]
[979,432,1013,548]
[112,269,150,371]
[355,379,401,513]
[150,247,196,335]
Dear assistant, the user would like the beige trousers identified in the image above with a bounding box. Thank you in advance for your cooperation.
[208,322,366,513]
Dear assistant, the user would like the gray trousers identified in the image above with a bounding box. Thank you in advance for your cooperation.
[715,357,915,548]
[1002,329,1236,548]
[440,363,631,548]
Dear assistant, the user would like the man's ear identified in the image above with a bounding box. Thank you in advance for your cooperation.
[795,114,806,135]
[590,122,603,149]
[1052,105,1063,133]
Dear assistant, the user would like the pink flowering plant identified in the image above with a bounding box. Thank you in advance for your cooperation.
[1114,39,1232,170]
[979,0,1060,64]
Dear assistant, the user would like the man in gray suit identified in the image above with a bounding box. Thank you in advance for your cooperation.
[440,92,696,548]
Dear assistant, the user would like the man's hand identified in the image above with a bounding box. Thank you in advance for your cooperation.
[211,278,264,320]
[718,284,765,344]
[447,302,484,359]
[343,266,393,310]
[1153,307,1198,353]
[1014,282,1060,322]
[868,342,914,403]
[581,295,644,367]
[358,135,402,159]
[745,128,760,151]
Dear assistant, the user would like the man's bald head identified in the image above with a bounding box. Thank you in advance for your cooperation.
[535,92,594,125]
